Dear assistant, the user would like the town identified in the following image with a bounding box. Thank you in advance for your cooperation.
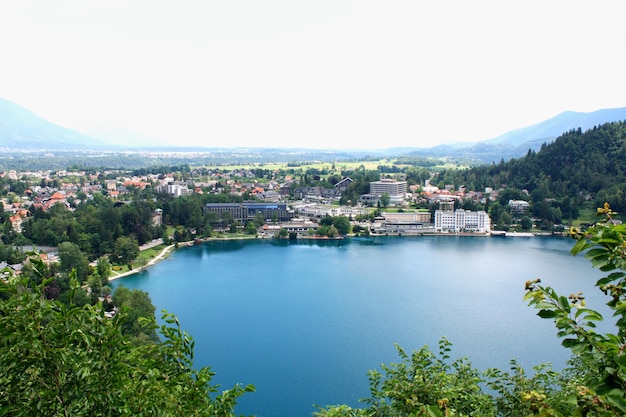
[1,161,563,280]
[1,164,518,245]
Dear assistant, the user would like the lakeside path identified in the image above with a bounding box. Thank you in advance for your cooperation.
[106,235,258,282]
[108,244,176,282]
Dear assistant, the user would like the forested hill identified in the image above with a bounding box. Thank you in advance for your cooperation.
[447,121,626,213]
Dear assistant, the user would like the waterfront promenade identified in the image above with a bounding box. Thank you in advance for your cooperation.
[108,240,175,281]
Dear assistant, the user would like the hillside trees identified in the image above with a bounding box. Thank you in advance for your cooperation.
[444,121,626,220]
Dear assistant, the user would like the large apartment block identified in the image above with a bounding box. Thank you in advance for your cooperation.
[369,179,407,196]
[359,179,409,206]
[434,208,491,233]
[204,202,293,222]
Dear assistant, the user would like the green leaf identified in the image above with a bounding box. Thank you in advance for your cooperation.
[561,338,582,348]
[537,309,558,319]
[570,239,592,256]
[558,296,571,313]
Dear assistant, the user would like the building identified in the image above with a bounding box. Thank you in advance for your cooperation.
[258,219,319,238]
[333,177,354,191]
[9,215,23,233]
[369,179,407,196]
[372,221,435,235]
[294,203,369,219]
[159,182,190,197]
[204,202,293,223]
[359,179,408,206]
[434,208,491,233]
[381,211,431,223]
[152,208,163,226]
[371,211,435,235]
[508,199,530,215]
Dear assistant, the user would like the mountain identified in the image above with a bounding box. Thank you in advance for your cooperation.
[447,120,626,216]
[0,97,104,150]
[483,107,626,146]
[3,95,626,164]
[406,107,626,164]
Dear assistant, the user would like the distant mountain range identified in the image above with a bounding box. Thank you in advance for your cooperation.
[404,107,626,164]
[0,97,105,150]
[1,96,626,163]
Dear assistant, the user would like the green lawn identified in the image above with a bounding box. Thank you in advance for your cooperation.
[572,208,597,226]
[138,245,166,259]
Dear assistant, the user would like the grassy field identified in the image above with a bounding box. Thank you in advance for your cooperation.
[138,245,167,260]
[210,160,391,172]
[200,159,460,173]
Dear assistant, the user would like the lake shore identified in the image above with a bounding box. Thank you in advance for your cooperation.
[107,230,565,282]
[108,244,176,282]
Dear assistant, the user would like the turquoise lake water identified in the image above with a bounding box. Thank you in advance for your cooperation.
[112,236,608,417]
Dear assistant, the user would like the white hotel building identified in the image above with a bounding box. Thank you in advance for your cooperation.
[434,208,491,233]
[359,179,408,206]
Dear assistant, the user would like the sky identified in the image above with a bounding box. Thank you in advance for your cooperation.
[1,1,626,150]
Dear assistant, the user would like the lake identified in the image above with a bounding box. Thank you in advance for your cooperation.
[112,235,608,417]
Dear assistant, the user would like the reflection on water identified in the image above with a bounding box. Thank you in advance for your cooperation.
[113,236,606,417]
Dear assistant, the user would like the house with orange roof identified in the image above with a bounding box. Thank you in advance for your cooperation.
[49,192,65,201]
[123,180,150,189]
[9,215,23,233]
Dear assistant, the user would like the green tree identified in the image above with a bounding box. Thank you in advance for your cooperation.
[520,216,533,230]
[113,236,140,269]
[332,216,351,235]
[316,225,330,237]
[253,212,266,228]
[320,214,334,227]
[113,286,159,343]
[244,221,257,235]
[96,256,112,284]
[0,277,253,416]
[488,201,504,225]
[317,338,495,417]
[380,192,390,208]
[57,241,90,282]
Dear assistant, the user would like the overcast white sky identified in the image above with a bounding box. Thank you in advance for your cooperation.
[1,1,625,149]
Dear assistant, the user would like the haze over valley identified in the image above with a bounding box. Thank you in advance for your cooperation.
[2,2,626,152]
[2,95,626,168]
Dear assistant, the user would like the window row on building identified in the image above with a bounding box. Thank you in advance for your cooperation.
[434,209,491,233]
[204,202,293,222]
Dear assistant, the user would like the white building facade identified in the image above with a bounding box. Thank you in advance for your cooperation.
[294,203,369,218]
[434,209,491,233]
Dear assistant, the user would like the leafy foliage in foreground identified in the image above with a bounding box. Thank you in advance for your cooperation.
[524,203,626,415]
[0,277,253,417]
[317,204,626,416]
